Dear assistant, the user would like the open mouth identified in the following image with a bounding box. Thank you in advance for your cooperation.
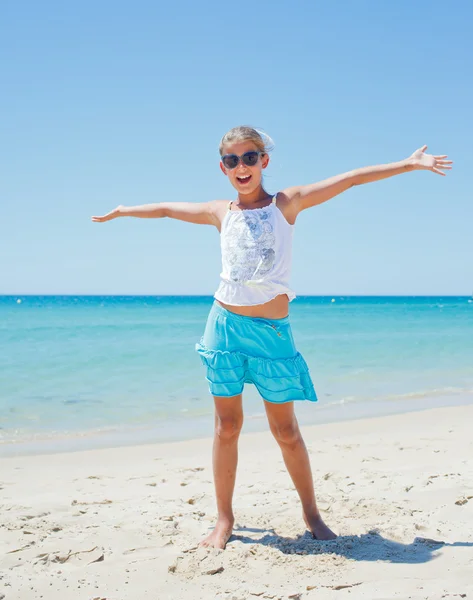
[236,175,252,185]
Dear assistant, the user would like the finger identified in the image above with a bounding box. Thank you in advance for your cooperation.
[439,165,452,170]
[434,155,448,159]
[432,168,446,176]
[437,160,453,165]
[420,144,428,152]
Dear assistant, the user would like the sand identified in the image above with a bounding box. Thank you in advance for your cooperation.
[1,404,473,600]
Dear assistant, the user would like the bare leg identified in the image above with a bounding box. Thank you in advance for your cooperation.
[200,394,243,549]
[264,401,337,540]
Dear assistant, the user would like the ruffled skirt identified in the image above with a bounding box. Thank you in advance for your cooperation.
[195,302,317,403]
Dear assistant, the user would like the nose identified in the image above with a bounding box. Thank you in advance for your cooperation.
[236,160,250,173]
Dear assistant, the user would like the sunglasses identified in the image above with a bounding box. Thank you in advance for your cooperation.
[221,151,263,170]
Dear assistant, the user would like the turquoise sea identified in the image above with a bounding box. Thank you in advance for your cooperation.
[1,295,472,456]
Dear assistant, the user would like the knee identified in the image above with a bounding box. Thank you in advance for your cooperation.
[215,415,243,441]
[270,421,301,447]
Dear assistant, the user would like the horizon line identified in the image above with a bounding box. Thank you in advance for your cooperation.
[1,294,471,298]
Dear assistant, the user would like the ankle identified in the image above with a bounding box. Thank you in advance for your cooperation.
[216,512,234,525]
[303,505,320,520]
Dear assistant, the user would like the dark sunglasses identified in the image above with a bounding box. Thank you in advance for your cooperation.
[221,151,263,170]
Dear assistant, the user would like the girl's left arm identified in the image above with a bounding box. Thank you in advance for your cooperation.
[287,146,452,215]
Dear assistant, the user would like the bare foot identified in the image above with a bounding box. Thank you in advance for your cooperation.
[304,512,337,540]
[199,516,234,549]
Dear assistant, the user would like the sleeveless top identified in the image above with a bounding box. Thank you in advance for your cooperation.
[214,195,296,306]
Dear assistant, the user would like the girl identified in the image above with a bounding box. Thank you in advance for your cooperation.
[92,126,452,549]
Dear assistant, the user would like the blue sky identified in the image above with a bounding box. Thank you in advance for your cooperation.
[1,1,471,295]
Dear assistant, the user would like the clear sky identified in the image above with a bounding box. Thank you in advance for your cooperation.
[1,1,471,296]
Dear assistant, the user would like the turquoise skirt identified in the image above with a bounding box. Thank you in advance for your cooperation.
[195,302,317,403]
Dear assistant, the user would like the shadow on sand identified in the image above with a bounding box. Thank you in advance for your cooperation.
[230,526,473,564]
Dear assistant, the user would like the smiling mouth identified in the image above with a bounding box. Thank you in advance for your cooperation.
[236,175,252,184]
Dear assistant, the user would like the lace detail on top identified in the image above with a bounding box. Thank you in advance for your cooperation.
[214,197,296,306]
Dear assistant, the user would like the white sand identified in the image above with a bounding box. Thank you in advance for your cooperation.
[1,404,473,600]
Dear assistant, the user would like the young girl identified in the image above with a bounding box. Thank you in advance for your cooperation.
[92,126,451,549]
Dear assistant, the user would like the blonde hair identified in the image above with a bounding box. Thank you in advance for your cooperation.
[219,126,274,156]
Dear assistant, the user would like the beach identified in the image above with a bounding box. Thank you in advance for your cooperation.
[1,0,469,598]
[1,404,472,600]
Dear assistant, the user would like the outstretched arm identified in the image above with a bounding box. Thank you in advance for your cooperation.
[92,200,223,227]
[287,146,452,215]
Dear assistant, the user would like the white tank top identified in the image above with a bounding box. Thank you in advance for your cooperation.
[214,195,296,306]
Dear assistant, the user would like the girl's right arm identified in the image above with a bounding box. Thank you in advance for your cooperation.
[92,200,224,228]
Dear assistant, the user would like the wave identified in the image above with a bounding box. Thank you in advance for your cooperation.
[321,386,473,408]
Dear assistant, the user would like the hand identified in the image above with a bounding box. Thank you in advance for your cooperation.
[410,145,453,176]
[91,206,124,222]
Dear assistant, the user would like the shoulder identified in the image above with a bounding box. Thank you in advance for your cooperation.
[208,199,232,230]
[274,187,302,225]
[210,199,231,216]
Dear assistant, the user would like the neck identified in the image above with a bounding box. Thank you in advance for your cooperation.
[236,187,272,207]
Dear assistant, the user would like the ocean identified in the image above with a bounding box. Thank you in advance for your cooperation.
[1,295,472,456]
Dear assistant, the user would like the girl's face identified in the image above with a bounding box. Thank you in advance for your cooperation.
[219,140,269,194]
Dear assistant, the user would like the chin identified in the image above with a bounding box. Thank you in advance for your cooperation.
[233,179,260,194]
[237,186,257,195]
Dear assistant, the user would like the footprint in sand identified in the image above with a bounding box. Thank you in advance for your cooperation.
[35,546,105,566]
[71,499,112,506]
[180,467,205,473]
[455,496,473,506]
[20,511,50,521]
